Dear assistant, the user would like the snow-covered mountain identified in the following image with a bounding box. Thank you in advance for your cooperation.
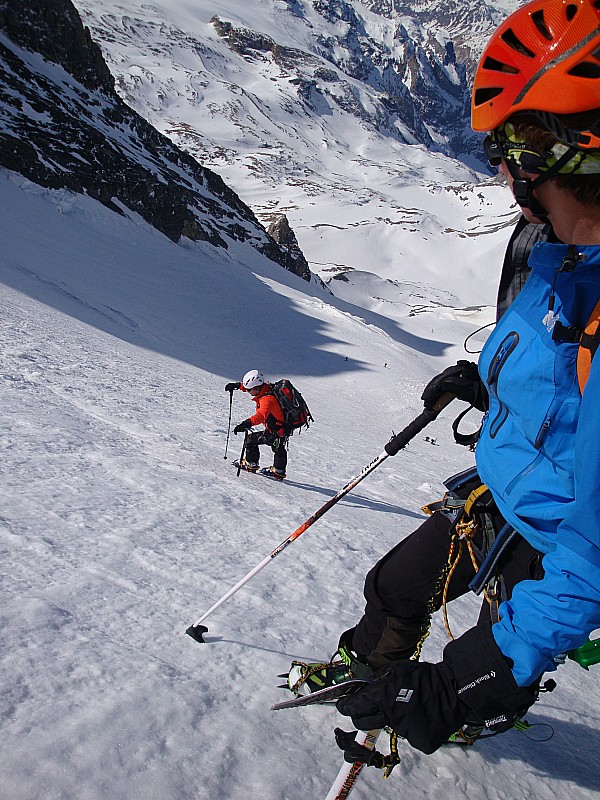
[0,0,311,281]
[0,0,521,354]
[72,0,523,313]
[76,0,520,164]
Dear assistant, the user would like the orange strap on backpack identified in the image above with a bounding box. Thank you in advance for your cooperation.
[577,298,600,394]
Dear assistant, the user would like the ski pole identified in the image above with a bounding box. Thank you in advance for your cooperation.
[224,390,234,460]
[236,430,248,476]
[186,393,453,643]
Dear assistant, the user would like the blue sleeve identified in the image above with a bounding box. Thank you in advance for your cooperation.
[493,355,600,686]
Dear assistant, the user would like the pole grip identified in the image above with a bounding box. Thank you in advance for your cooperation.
[384,392,454,457]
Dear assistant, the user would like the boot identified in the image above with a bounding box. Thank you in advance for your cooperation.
[234,459,259,473]
[285,628,374,696]
[260,466,286,481]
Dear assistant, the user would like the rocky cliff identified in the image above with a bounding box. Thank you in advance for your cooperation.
[0,0,312,279]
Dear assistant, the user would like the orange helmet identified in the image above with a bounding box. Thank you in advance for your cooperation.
[472,0,600,148]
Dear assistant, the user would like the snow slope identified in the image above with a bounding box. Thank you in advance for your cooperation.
[1,171,599,800]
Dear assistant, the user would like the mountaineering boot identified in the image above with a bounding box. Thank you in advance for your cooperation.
[286,660,352,696]
[284,628,374,696]
[233,459,259,473]
[447,722,485,745]
[260,466,286,481]
[335,627,375,681]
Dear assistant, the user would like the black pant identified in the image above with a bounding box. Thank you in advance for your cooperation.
[352,510,543,669]
[245,431,287,472]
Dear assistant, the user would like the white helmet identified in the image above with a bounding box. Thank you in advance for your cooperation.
[242,369,265,390]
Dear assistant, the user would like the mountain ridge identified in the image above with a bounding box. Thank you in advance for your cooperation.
[70,0,519,306]
[0,0,312,280]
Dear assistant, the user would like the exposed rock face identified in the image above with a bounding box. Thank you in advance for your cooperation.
[0,0,312,278]
[266,216,311,281]
[0,0,114,91]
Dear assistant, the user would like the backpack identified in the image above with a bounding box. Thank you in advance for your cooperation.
[552,297,600,393]
[577,298,600,393]
[268,379,313,435]
[496,216,555,321]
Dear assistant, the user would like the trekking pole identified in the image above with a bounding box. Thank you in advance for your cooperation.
[186,393,454,643]
[324,729,381,800]
[224,390,234,460]
[236,431,248,476]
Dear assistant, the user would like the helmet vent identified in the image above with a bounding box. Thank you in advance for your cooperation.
[501,28,536,57]
[482,55,519,74]
[531,10,552,40]
[568,61,600,78]
[565,3,579,20]
[474,86,504,106]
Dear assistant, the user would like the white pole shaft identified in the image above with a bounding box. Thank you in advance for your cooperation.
[187,451,389,631]
[188,398,452,634]
[191,551,275,627]
[324,729,381,800]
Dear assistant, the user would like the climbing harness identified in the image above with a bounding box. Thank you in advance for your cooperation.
[421,469,505,641]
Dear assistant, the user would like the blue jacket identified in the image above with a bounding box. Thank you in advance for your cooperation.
[476,241,600,686]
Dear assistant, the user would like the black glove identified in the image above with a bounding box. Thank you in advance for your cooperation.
[337,623,539,755]
[233,419,252,435]
[336,659,464,755]
[421,360,488,412]
[443,624,539,734]
[333,728,386,768]
[225,382,239,393]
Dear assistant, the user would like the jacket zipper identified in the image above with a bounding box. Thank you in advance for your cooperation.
[486,332,519,439]
[534,416,551,449]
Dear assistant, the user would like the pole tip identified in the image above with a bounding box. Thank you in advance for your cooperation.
[186,624,208,643]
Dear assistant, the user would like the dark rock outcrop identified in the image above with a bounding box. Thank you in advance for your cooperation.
[0,0,312,278]
[266,216,311,281]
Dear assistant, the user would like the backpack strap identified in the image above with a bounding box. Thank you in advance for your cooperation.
[553,298,600,394]
[577,298,600,394]
[496,218,553,321]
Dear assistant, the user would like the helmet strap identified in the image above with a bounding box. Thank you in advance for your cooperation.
[507,160,550,221]
[527,109,600,150]
[505,145,580,222]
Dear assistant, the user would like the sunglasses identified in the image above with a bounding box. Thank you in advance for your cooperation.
[484,132,552,174]
[484,134,503,167]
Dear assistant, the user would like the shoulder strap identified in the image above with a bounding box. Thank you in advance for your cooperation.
[552,298,600,394]
[496,218,552,321]
[577,298,600,394]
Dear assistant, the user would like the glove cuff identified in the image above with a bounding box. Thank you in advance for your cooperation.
[443,624,539,732]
